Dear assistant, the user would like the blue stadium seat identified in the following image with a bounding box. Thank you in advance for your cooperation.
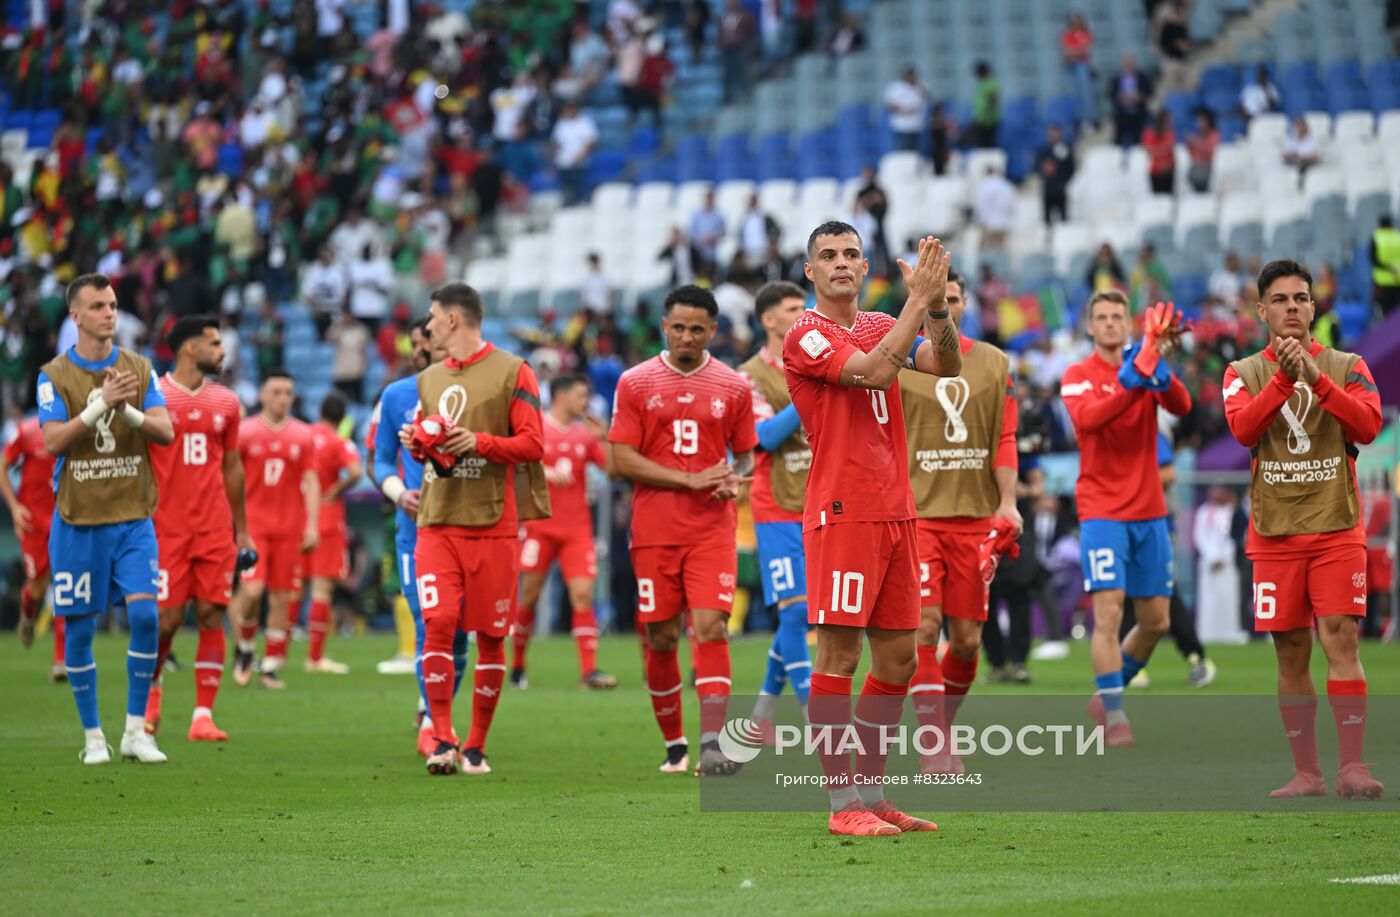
[1200,64,1242,96]
[635,153,677,184]
[1163,91,1199,132]
[756,131,791,163]
[796,128,837,180]
[1173,274,1208,313]
[1044,95,1080,132]
[628,126,660,158]
[586,149,628,190]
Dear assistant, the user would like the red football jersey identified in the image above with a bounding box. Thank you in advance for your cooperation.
[309,423,358,536]
[1061,351,1191,522]
[240,415,315,538]
[3,416,56,518]
[783,309,915,530]
[609,353,758,548]
[537,414,608,536]
[150,376,241,537]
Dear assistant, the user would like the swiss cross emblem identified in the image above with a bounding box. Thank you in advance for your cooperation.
[213,414,225,431]
[645,394,664,411]
[250,444,263,456]
[711,397,726,418]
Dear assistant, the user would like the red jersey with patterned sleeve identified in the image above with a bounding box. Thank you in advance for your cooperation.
[150,376,241,537]
[782,309,916,530]
[534,415,609,537]
[1061,351,1192,521]
[239,415,315,539]
[309,424,358,537]
[1223,343,1381,558]
[609,353,758,548]
[3,415,56,519]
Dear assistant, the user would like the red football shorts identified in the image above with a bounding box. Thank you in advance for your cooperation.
[414,528,518,637]
[241,530,304,592]
[915,520,991,621]
[521,522,597,581]
[805,519,921,630]
[307,527,349,581]
[1252,542,1367,632]
[630,540,736,622]
[21,522,51,582]
[157,524,237,606]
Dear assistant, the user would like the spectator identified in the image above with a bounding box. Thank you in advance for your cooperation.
[1085,242,1126,293]
[616,22,647,123]
[1142,109,1176,195]
[213,190,257,275]
[1208,251,1248,308]
[0,315,31,413]
[329,210,384,268]
[1193,486,1246,644]
[657,227,696,286]
[1110,52,1153,147]
[581,252,613,314]
[568,19,612,95]
[684,0,712,63]
[738,193,780,263]
[608,0,644,44]
[1186,109,1220,192]
[636,32,677,129]
[928,103,957,176]
[376,304,414,375]
[1155,0,1192,94]
[827,12,866,57]
[490,70,538,179]
[1373,215,1400,315]
[181,101,223,173]
[976,262,1012,347]
[794,0,819,54]
[884,67,929,153]
[1037,123,1075,225]
[856,167,891,274]
[1061,11,1098,128]
[347,243,394,332]
[1239,65,1281,120]
[254,298,285,377]
[470,144,508,242]
[719,0,758,103]
[973,165,1016,251]
[688,189,727,275]
[1129,242,1173,313]
[327,310,370,403]
[1282,116,1321,186]
[970,61,1001,149]
[552,101,599,205]
[303,246,349,332]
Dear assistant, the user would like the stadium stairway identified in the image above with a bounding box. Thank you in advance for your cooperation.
[1196,305,1400,471]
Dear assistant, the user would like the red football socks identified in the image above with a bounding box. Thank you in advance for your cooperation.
[809,672,855,792]
[645,646,685,744]
[511,603,535,672]
[422,617,459,744]
[572,607,599,676]
[51,614,65,666]
[466,634,506,751]
[20,588,36,621]
[154,632,174,681]
[236,618,258,650]
[694,639,732,743]
[911,644,945,736]
[1327,679,1367,769]
[263,628,288,669]
[1278,695,1322,777]
[194,627,226,712]
[307,599,331,662]
[941,651,978,729]
[854,674,910,790]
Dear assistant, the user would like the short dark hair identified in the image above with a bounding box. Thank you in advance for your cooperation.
[663,284,719,318]
[754,281,806,320]
[411,315,431,337]
[945,268,966,292]
[261,367,294,383]
[166,314,220,356]
[1256,259,1312,299]
[320,389,348,424]
[66,273,112,308]
[431,282,484,327]
[806,220,862,257]
[550,372,591,400]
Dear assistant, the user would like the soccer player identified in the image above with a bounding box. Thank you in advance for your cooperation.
[737,281,814,730]
[145,315,252,741]
[370,317,468,757]
[784,225,961,836]
[1060,290,1191,747]
[229,371,320,689]
[405,282,548,776]
[899,268,1020,773]
[513,372,617,690]
[1223,259,1383,799]
[304,391,362,674]
[37,273,174,764]
[1,408,62,678]
[610,284,757,776]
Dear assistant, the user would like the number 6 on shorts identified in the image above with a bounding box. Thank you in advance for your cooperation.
[418,573,439,610]
[1253,581,1276,620]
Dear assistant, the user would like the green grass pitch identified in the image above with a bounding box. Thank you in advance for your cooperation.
[3,632,1398,915]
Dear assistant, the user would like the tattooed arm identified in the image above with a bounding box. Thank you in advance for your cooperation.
[911,310,963,377]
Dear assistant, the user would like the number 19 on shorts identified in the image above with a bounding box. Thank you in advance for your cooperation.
[829,571,865,614]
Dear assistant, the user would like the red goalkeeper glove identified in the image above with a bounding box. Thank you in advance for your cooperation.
[409,413,460,477]
[1132,301,1176,378]
[977,517,1022,586]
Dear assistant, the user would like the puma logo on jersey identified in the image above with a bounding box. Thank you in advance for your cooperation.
[678,393,696,404]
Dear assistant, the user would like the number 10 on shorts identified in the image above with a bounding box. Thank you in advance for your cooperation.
[829,571,865,614]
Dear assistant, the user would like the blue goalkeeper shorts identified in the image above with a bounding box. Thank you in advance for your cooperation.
[49,516,160,616]
[755,521,807,606]
[1079,517,1174,598]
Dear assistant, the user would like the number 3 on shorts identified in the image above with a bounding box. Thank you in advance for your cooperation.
[417,574,439,610]
[1253,581,1276,619]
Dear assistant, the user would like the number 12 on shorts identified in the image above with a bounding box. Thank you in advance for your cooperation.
[829,571,865,614]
